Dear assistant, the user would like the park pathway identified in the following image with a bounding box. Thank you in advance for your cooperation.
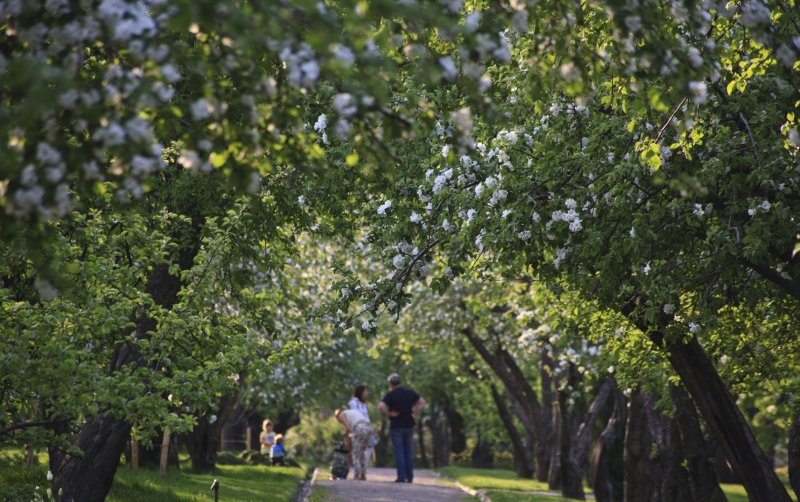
[311,467,472,501]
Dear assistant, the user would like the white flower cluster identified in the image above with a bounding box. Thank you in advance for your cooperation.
[738,1,771,28]
[377,200,392,216]
[748,199,771,216]
[692,203,713,217]
[275,41,320,88]
[548,199,583,233]
[433,168,454,194]
[314,113,329,144]
[475,32,511,62]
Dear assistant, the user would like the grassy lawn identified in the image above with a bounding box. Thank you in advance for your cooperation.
[483,492,569,502]
[108,462,306,502]
[0,450,307,502]
[441,465,798,502]
[440,466,552,492]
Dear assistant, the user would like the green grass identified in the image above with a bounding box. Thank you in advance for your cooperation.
[0,450,307,502]
[721,484,748,502]
[108,462,307,502]
[485,492,569,502]
[440,466,552,492]
[308,485,333,502]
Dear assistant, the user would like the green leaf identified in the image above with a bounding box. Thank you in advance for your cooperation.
[210,152,228,168]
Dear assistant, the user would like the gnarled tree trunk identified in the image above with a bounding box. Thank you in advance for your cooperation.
[561,377,613,500]
[491,384,533,478]
[590,385,625,502]
[669,384,726,502]
[665,336,791,502]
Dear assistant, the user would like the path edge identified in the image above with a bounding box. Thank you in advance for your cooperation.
[293,466,320,502]
[435,471,492,502]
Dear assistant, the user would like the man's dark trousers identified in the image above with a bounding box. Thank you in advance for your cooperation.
[390,427,414,482]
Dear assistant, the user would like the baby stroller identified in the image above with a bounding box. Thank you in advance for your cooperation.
[330,440,351,480]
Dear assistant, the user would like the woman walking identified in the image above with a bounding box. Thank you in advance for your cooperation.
[335,407,372,481]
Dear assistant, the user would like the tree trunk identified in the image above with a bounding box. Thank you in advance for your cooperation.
[789,408,800,500]
[52,415,132,502]
[132,428,180,468]
[464,327,545,478]
[539,351,556,482]
[446,402,467,455]
[547,390,562,490]
[623,389,654,502]
[184,390,241,472]
[52,236,200,501]
[590,386,625,502]
[417,416,429,468]
[561,377,613,500]
[664,336,791,502]
[428,404,450,467]
[471,432,494,468]
[669,384,726,502]
[375,417,389,467]
[186,416,219,472]
[491,384,533,478]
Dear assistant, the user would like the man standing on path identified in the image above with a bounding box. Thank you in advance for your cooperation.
[378,373,425,483]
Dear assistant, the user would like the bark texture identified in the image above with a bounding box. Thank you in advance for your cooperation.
[664,337,791,502]
[789,408,800,500]
[589,386,625,502]
[491,384,533,478]
[560,377,613,500]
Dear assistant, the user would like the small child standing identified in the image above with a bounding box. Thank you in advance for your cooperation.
[270,434,286,466]
[260,419,275,455]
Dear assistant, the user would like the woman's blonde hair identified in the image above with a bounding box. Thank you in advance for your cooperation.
[262,419,273,431]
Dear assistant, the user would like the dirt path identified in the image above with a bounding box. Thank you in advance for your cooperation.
[311,467,472,502]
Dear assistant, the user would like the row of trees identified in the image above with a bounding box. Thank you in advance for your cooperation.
[1,0,798,500]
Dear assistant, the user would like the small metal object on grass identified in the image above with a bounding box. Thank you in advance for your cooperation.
[210,479,219,502]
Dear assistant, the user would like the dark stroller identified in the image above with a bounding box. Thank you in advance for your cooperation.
[330,440,351,480]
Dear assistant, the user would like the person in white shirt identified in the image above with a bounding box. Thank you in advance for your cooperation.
[348,384,374,467]
[335,407,372,480]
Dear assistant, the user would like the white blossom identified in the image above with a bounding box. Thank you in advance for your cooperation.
[663,303,676,315]
[331,44,356,67]
[160,64,181,83]
[738,1,771,28]
[788,128,800,147]
[190,99,212,120]
[687,47,703,68]
[688,81,707,104]
[439,56,458,80]
[333,93,357,117]
[392,254,407,270]
[625,15,642,32]
[377,200,392,216]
